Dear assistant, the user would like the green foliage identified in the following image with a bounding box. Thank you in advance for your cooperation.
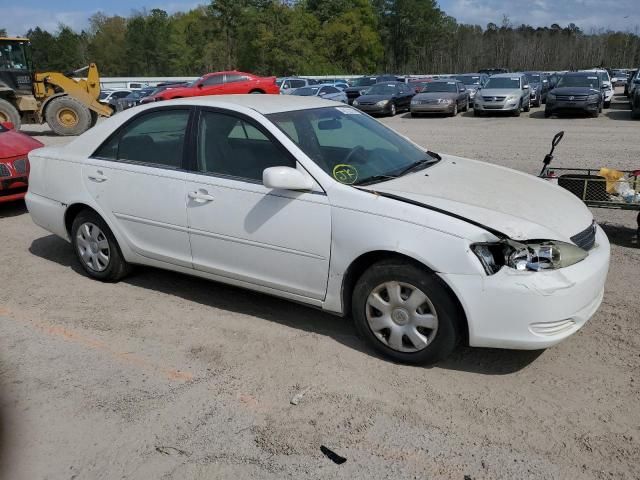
[16,2,640,76]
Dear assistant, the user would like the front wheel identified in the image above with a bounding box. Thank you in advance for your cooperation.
[352,260,460,364]
[544,109,552,118]
[45,96,92,136]
[450,103,458,116]
[604,101,611,109]
[462,99,469,112]
[71,210,131,282]
[389,103,397,116]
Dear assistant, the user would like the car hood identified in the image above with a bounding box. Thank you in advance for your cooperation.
[356,94,393,102]
[414,92,458,100]
[478,88,521,97]
[360,154,593,241]
[0,130,44,159]
[551,87,600,96]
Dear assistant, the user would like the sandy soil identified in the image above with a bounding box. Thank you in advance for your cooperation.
[0,90,638,480]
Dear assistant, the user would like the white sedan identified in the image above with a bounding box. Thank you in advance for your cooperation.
[25,95,610,364]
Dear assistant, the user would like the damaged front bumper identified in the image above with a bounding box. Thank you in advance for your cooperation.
[440,225,610,349]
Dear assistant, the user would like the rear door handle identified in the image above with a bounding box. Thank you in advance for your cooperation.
[188,190,214,203]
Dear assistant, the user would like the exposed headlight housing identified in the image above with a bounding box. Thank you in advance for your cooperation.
[471,239,589,275]
[376,100,389,106]
[438,98,453,104]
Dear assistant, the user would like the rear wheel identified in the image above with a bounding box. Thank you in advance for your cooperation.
[249,90,264,94]
[45,96,92,136]
[89,110,99,128]
[0,98,21,129]
[352,260,460,365]
[71,210,131,282]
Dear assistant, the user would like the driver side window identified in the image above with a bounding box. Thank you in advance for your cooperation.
[197,111,295,182]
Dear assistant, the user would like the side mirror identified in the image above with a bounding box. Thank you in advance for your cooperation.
[263,167,314,191]
[282,84,289,89]
[1,121,15,130]
[552,131,564,148]
[523,85,529,90]
[197,83,203,89]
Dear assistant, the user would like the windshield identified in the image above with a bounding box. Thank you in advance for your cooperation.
[557,75,600,89]
[0,42,29,71]
[352,77,376,87]
[98,91,109,100]
[422,82,457,93]
[293,87,319,96]
[267,107,433,186]
[187,77,204,87]
[455,75,481,85]
[525,73,541,83]
[484,77,521,89]
[365,84,398,95]
[276,79,283,86]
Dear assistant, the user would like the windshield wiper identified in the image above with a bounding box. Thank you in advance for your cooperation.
[396,151,442,177]
[354,174,398,186]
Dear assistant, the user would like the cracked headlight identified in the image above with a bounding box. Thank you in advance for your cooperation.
[471,240,588,275]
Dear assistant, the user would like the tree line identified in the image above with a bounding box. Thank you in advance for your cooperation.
[4,0,640,77]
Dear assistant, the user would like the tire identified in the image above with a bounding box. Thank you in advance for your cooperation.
[631,107,640,120]
[592,109,599,118]
[89,110,99,128]
[544,109,552,118]
[71,210,131,282]
[0,98,21,129]
[523,99,531,112]
[410,112,420,118]
[389,103,396,116]
[599,102,603,113]
[249,90,264,94]
[604,101,611,109]
[462,100,469,112]
[450,103,458,116]
[473,109,482,117]
[352,260,460,365]
[513,102,521,117]
[45,96,92,136]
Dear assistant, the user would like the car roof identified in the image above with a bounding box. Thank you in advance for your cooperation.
[161,94,343,114]
[490,73,524,78]
[564,71,599,77]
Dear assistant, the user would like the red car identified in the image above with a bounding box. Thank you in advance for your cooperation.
[0,121,43,203]
[150,71,280,101]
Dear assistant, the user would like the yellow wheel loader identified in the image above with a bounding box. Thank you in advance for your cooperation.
[0,37,112,136]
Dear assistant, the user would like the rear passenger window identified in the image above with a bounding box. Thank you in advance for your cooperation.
[290,79,306,88]
[197,111,295,182]
[93,109,189,169]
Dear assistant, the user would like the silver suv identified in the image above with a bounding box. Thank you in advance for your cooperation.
[473,73,531,116]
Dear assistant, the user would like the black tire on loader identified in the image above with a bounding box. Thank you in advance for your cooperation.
[45,96,92,136]
[0,98,21,129]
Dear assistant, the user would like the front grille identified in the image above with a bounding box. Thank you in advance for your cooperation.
[0,164,9,177]
[13,158,27,174]
[482,96,506,101]
[571,222,597,251]
[556,95,588,101]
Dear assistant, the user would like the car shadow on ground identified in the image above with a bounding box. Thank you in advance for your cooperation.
[600,222,639,248]
[605,109,633,121]
[0,201,27,218]
[28,233,543,375]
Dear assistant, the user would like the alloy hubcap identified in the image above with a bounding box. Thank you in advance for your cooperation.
[76,222,110,272]
[365,281,438,353]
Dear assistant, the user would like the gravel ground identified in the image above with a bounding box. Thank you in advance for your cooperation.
[0,90,638,480]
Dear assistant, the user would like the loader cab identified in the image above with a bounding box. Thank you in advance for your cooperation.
[0,38,34,95]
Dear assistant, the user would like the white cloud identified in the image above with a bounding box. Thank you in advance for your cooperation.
[444,0,640,31]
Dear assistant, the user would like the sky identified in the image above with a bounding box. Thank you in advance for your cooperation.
[2,0,640,36]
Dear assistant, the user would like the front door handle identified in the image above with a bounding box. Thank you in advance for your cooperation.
[88,171,108,183]
[188,190,214,203]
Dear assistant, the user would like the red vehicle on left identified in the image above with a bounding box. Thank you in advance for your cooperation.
[0,121,43,203]
[149,71,280,102]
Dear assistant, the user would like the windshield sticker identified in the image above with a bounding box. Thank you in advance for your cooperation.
[332,164,359,184]
[336,107,360,115]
